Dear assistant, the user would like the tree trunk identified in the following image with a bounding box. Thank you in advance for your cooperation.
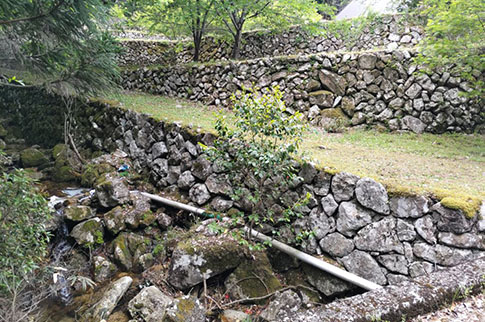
[193,35,202,62]
[231,28,242,60]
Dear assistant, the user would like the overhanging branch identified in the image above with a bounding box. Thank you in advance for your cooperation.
[0,0,67,26]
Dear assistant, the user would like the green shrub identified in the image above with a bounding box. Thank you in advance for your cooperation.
[202,86,310,248]
[0,169,52,293]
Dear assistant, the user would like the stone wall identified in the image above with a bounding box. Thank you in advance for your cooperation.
[121,49,484,133]
[119,15,424,67]
[2,88,484,290]
[75,100,485,288]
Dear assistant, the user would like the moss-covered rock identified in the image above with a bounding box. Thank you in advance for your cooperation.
[111,232,152,272]
[283,269,322,303]
[224,251,282,303]
[64,205,95,222]
[168,233,248,290]
[104,206,126,234]
[20,147,49,167]
[302,261,354,297]
[319,108,350,132]
[52,165,77,182]
[267,248,300,273]
[95,173,130,208]
[162,296,205,322]
[103,193,155,234]
[93,255,117,283]
[52,143,67,162]
[0,124,7,138]
[81,163,114,187]
[70,218,104,248]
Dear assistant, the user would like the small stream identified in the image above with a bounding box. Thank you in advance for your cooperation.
[48,185,90,307]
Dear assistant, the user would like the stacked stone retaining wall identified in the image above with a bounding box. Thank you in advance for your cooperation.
[77,100,485,289]
[119,15,424,67]
[2,88,484,291]
[122,50,484,133]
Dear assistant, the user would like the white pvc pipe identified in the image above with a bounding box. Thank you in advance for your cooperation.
[141,191,382,291]
[141,192,206,215]
[244,227,382,291]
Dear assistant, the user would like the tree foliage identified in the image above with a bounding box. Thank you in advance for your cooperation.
[0,0,120,96]
[203,87,310,245]
[416,0,484,97]
[125,0,334,61]
[131,0,217,61]
[214,0,333,59]
[0,170,51,293]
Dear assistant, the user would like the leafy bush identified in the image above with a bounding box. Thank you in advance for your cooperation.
[202,87,309,246]
[0,169,51,293]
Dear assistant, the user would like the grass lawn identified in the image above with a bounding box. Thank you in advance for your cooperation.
[106,91,485,209]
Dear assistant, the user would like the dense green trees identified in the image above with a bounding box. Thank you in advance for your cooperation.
[130,0,217,61]
[125,0,333,60]
[0,0,119,96]
[214,0,331,59]
[416,0,484,97]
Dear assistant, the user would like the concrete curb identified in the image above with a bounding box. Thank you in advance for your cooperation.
[282,256,485,322]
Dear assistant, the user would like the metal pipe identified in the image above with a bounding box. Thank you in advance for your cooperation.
[141,191,382,291]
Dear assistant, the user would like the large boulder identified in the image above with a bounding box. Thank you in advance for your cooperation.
[321,194,339,216]
[414,215,437,244]
[205,173,233,196]
[412,243,473,266]
[319,233,354,258]
[438,232,485,250]
[104,192,155,233]
[188,183,211,205]
[128,286,173,321]
[81,276,132,322]
[70,218,104,247]
[81,163,114,187]
[358,53,377,70]
[168,234,247,290]
[95,173,130,208]
[308,208,335,240]
[20,147,49,168]
[191,156,212,180]
[401,116,426,134]
[355,178,390,215]
[260,290,302,321]
[309,90,335,108]
[224,251,281,301]
[104,206,127,234]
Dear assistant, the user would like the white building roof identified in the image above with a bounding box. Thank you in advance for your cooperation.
[336,0,398,20]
